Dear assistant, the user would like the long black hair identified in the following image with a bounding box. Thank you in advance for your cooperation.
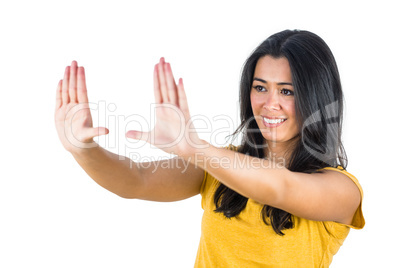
[213,30,348,235]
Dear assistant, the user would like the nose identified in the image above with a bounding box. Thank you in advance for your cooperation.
[263,91,280,111]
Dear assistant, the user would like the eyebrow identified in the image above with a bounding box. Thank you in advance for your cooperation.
[253,77,293,86]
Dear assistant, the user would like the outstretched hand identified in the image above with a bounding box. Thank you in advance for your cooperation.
[126,58,203,157]
[55,61,109,152]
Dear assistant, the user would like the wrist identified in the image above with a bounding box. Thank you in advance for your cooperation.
[69,142,100,159]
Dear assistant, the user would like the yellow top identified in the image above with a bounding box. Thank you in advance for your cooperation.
[194,166,365,268]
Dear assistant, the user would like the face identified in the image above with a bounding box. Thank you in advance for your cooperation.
[250,55,299,149]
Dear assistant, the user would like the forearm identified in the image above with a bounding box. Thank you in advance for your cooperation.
[71,145,142,198]
[189,142,290,206]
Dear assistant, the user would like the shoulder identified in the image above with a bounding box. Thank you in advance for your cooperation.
[318,166,363,205]
[319,166,363,196]
[318,166,365,228]
[281,165,363,225]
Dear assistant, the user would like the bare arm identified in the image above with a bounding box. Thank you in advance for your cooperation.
[54,61,204,201]
[189,144,361,225]
[129,59,361,225]
[71,147,204,201]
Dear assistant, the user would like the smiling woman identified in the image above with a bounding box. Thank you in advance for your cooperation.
[55,29,364,267]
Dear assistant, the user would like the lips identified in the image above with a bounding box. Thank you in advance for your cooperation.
[261,116,287,127]
[263,118,286,124]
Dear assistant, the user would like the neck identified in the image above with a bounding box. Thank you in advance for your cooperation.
[264,136,299,167]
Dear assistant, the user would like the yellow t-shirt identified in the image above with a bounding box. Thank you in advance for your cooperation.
[194,166,365,268]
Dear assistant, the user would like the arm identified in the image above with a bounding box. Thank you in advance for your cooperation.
[133,59,360,224]
[188,145,361,225]
[70,147,204,201]
[54,61,204,201]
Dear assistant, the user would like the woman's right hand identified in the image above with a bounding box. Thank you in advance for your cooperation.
[55,61,109,153]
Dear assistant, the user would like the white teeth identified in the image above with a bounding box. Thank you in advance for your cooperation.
[263,118,286,124]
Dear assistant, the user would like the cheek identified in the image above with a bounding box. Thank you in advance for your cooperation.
[282,100,296,118]
[282,101,299,132]
[250,94,264,111]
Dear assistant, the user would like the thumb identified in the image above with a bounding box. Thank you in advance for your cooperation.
[126,130,151,143]
[86,127,109,140]
[66,127,109,149]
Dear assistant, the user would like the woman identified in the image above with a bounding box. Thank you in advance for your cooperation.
[55,29,364,267]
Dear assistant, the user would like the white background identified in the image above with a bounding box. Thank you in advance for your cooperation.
[1,0,401,267]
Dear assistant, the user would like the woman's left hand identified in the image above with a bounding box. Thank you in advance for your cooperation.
[126,58,204,158]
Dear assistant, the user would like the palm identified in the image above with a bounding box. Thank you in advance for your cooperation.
[126,58,200,157]
[152,105,187,148]
[54,61,108,152]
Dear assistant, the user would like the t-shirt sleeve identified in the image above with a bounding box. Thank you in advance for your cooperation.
[199,170,221,210]
[199,170,209,210]
[322,166,365,229]
[199,145,238,210]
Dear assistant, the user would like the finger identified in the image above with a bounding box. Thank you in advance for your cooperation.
[55,80,63,110]
[76,127,109,145]
[126,130,151,143]
[62,66,70,104]
[153,64,162,104]
[177,78,189,114]
[165,63,178,106]
[77,66,89,103]
[69,61,78,103]
[158,58,169,103]
[86,127,109,140]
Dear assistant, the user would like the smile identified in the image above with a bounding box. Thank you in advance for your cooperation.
[262,117,287,127]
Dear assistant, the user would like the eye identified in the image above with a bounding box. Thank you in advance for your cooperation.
[253,85,266,92]
[281,89,294,96]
